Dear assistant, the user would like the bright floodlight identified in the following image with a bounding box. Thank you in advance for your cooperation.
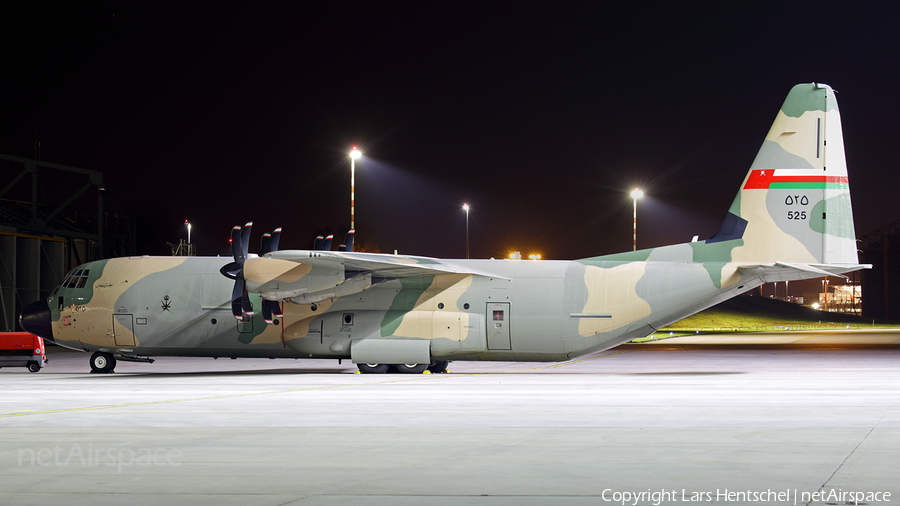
[631,188,643,199]
[350,147,362,159]
[463,203,469,212]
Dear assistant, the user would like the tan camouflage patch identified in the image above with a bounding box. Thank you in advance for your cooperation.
[766,109,825,168]
[579,263,652,336]
[730,190,818,263]
[390,274,473,341]
[243,257,313,285]
[278,299,336,343]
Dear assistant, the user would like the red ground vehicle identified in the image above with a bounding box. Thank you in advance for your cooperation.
[0,332,47,372]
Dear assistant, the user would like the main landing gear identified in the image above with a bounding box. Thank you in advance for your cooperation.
[357,361,450,374]
[90,351,117,374]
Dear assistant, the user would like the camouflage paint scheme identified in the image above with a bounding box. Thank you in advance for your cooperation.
[23,84,868,372]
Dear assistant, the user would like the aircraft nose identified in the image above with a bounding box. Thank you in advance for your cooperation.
[20,300,53,342]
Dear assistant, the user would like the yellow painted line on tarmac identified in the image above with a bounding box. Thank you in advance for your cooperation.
[0,351,629,419]
[0,375,443,419]
[786,333,826,344]
[487,350,630,373]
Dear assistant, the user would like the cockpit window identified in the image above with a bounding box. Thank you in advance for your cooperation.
[62,269,91,288]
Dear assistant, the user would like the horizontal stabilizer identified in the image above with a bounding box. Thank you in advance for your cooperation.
[738,262,870,283]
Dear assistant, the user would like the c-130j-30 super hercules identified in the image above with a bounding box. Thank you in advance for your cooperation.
[20,83,869,374]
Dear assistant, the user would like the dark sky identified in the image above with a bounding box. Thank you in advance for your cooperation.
[3,3,899,264]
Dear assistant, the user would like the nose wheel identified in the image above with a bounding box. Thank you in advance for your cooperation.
[90,352,117,373]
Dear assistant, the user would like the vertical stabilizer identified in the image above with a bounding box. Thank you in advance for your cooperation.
[712,83,857,265]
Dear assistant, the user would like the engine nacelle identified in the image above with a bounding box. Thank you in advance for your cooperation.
[243,257,343,300]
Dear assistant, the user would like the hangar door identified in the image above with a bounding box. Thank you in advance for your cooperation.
[486,302,511,350]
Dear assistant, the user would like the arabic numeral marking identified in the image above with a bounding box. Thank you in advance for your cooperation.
[785,195,810,206]
[787,211,807,220]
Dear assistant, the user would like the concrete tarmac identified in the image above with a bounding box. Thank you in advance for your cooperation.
[2,331,899,506]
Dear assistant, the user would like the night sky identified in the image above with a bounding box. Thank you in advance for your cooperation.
[3,3,899,273]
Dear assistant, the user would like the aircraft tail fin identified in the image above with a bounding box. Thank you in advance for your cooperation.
[706,83,858,265]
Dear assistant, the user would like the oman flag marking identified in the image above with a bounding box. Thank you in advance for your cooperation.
[743,170,848,190]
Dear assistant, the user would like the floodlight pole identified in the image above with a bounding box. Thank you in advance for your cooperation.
[631,188,643,251]
[350,147,361,230]
[463,203,470,259]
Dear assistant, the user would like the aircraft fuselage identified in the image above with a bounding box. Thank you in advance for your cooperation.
[35,252,761,363]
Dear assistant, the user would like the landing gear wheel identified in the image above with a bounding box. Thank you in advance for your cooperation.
[394,363,428,374]
[90,352,116,373]
[428,361,450,374]
[27,361,41,373]
[357,363,390,374]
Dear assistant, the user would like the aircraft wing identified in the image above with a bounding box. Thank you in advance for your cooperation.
[242,250,502,303]
[266,250,490,278]
[738,262,870,282]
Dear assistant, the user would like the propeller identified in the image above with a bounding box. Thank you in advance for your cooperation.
[260,227,283,324]
[313,235,324,250]
[219,222,254,321]
[220,223,286,324]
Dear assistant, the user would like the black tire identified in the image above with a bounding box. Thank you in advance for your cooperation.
[428,361,450,374]
[357,363,390,374]
[394,363,428,374]
[27,361,41,373]
[90,352,116,373]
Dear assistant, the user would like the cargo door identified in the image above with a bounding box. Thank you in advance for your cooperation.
[486,302,511,350]
[112,314,136,346]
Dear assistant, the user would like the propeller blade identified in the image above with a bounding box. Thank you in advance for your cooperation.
[262,300,274,324]
[242,288,255,316]
[344,229,355,252]
[323,234,333,251]
[230,226,243,263]
[314,235,324,250]
[261,233,272,255]
[273,300,283,319]
[240,222,252,260]
[231,278,245,320]
[270,227,282,252]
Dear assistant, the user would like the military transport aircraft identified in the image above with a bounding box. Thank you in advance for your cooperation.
[20,83,868,374]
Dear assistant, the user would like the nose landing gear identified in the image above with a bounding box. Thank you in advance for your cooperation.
[90,352,117,374]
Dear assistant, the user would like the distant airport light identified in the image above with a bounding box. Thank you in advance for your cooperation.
[509,251,522,260]
[350,146,362,160]
[529,254,542,260]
